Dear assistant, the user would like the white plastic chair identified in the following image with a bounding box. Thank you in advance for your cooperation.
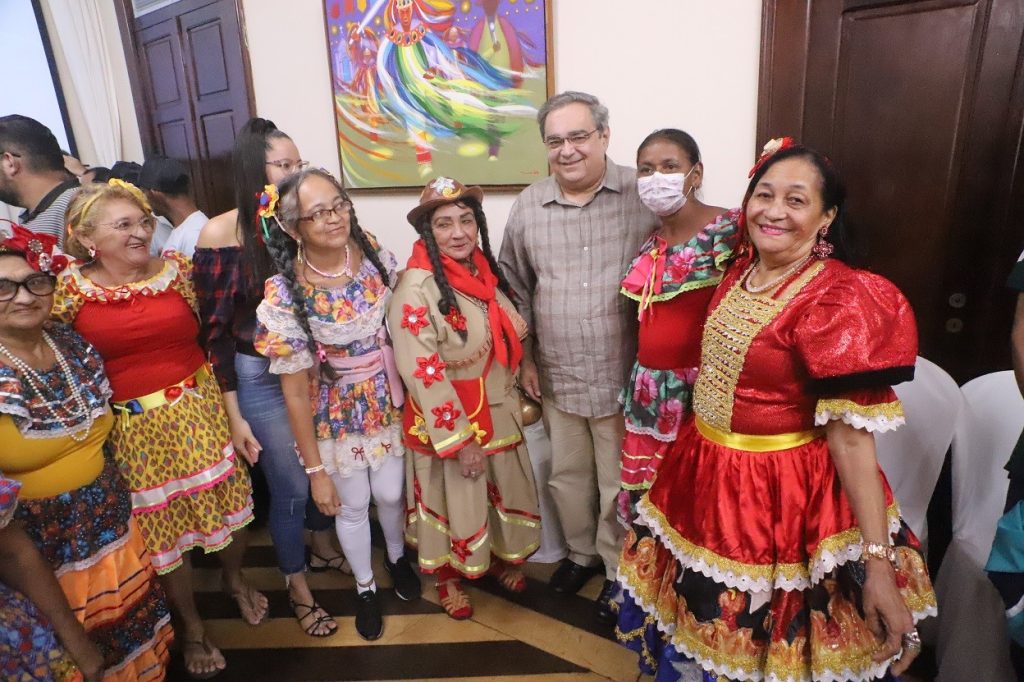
[934,370,1023,682]
[875,356,963,551]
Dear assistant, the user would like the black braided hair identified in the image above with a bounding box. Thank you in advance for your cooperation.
[413,222,468,342]
[462,197,515,303]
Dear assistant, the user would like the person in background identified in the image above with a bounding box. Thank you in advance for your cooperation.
[391,177,540,621]
[256,168,418,640]
[616,139,936,681]
[194,118,343,639]
[137,157,208,257]
[0,224,172,680]
[0,115,79,246]
[498,91,656,621]
[58,180,263,679]
[987,250,1024,678]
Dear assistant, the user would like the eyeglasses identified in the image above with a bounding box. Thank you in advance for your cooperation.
[97,216,157,232]
[0,273,56,302]
[544,129,601,150]
[299,200,352,224]
[266,159,310,174]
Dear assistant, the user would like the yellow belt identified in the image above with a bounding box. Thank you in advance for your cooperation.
[111,364,211,426]
[695,416,822,452]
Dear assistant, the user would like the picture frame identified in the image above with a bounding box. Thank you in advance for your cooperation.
[322,0,554,191]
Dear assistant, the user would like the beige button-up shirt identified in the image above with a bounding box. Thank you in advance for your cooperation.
[498,159,657,418]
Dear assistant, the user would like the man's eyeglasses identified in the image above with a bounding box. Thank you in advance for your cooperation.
[97,216,157,232]
[299,200,352,224]
[544,129,601,151]
[0,273,56,302]
[266,159,310,174]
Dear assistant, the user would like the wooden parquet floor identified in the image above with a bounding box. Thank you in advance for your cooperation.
[168,527,644,682]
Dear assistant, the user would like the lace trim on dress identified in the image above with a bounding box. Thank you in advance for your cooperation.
[64,257,182,303]
[636,495,903,594]
[257,294,389,347]
[268,349,314,375]
[313,423,404,478]
[813,399,906,433]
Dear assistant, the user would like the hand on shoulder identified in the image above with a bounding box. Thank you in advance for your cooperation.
[196,209,240,249]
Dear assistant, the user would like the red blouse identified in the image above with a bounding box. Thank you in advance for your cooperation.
[54,254,206,401]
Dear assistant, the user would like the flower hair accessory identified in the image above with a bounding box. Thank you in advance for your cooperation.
[0,220,69,275]
[255,184,283,244]
[748,136,797,178]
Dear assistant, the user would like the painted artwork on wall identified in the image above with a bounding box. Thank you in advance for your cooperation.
[323,0,552,189]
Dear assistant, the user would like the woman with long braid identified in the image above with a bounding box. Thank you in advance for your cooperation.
[194,119,342,640]
[388,177,540,620]
[254,169,418,641]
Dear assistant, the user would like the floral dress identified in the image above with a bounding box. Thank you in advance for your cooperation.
[0,324,172,681]
[255,246,404,477]
[618,210,739,521]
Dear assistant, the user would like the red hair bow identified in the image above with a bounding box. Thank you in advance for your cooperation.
[0,221,69,275]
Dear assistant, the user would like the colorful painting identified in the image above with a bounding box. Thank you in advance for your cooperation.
[324,0,552,189]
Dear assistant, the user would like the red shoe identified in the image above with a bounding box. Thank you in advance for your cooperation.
[489,561,527,593]
[437,578,473,620]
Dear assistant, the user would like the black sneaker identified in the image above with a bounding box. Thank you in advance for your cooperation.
[355,589,384,640]
[384,556,422,601]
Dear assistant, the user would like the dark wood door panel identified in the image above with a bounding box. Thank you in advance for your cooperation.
[759,0,1024,381]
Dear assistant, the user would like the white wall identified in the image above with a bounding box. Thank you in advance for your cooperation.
[243,0,762,262]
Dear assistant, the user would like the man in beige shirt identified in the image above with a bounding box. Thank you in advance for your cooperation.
[499,91,656,622]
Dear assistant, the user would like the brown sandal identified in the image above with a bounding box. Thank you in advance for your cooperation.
[227,583,268,626]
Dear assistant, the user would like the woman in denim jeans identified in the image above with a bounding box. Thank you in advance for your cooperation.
[193,118,342,637]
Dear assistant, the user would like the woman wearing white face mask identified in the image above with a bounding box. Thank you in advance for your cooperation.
[616,130,740,531]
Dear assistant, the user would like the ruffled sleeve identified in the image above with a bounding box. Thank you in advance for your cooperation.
[387,273,476,458]
[796,267,917,432]
[362,231,399,287]
[163,250,198,313]
[51,266,85,323]
[254,276,315,375]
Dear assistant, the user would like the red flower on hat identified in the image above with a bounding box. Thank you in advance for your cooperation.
[401,304,429,336]
[431,400,461,430]
[413,353,446,388]
[444,307,467,332]
[0,222,68,275]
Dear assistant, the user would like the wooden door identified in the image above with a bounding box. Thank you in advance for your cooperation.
[758,0,1024,382]
[116,0,254,216]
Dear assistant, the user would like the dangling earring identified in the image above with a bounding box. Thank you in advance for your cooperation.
[811,225,833,259]
[87,245,97,260]
[296,239,305,265]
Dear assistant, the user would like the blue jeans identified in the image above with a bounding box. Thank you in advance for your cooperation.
[235,353,333,574]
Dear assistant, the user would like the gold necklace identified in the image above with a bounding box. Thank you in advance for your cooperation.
[743,254,813,294]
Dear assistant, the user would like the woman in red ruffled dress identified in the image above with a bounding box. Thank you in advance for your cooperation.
[615,140,937,682]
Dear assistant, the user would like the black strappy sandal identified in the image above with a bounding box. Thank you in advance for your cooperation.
[306,546,352,574]
[289,598,338,638]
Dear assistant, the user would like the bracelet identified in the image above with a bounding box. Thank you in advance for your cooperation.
[862,542,896,564]
[304,464,326,475]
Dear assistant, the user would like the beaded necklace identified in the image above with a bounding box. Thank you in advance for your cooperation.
[0,332,94,442]
[743,254,814,294]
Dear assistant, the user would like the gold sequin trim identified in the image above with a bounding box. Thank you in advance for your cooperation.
[815,398,905,421]
[692,262,825,431]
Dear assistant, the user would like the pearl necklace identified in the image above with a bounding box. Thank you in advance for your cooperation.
[743,255,813,294]
[303,243,353,280]
[0,332,94,442]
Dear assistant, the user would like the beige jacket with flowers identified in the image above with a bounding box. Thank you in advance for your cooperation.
[387,268,528,458]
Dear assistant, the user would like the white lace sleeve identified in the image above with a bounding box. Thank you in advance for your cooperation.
[269,348,315,375]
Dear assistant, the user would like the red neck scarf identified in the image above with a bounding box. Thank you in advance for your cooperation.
[407,239,523,369]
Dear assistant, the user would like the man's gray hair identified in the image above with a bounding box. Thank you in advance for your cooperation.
[537,91,609,138]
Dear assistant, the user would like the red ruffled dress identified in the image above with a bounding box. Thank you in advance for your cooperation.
[616,256,937,682]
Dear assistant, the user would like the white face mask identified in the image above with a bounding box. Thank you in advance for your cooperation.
[637,168,696,217]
